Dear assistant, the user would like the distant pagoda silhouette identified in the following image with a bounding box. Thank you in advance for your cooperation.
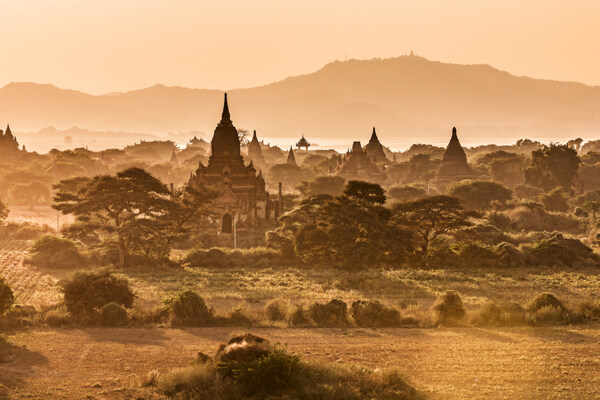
[247,130,265,165]
[432,127,476,190]
[296,134,310,151]
[337,141,385,183]
[187,93,282,233]
[286,146,297,165]
[364,127,388,164]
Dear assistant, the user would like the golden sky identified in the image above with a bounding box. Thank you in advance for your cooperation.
[1,0,599,94]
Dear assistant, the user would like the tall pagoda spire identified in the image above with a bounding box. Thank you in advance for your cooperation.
[220,92,231,125]
[370,126,378,142]
[287,146,297,165]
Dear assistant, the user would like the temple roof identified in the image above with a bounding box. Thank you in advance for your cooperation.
[442,127,468,164]
[364,126,387,163]
[296,134,310,148]
[287,146,297,165]
[210,93,240,159]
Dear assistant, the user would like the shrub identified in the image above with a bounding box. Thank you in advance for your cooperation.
[44,306,72,327]
[432,291,466,325]
[506,205,583,234]
[0,277,14,315]
[471,302,526,326]
[227,307,253,326]
[157,332,423,400]
[351,300,402,327]
[526,293,568,325]
[487,212,512,230]
[98,302,129,327]
[61,270,135,317]
[308,299,348,327]
[264,299,289,322]
[526,233,596,267]
[288,305,310,326]
[168,290,213,326]
[28,235,86,269]
[450,241,499,267]
[184,246,293,268]
[540,188,569,212]
[576,299,600,321]
[448,180,512,210]
[496,242,525,267]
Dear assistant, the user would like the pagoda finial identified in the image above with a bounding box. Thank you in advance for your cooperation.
[221,92,231,122]
[451,127,457,140]
[252,130,257,140]
[370,126,378,142]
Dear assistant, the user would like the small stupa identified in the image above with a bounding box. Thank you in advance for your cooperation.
[286,146,297,165]
[433,127,476,190]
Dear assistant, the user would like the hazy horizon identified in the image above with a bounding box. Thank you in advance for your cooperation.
[2,0,600,94]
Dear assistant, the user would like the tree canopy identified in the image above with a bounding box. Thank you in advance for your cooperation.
[525,144,580,192]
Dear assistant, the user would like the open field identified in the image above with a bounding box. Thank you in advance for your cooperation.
[3,325,600,399]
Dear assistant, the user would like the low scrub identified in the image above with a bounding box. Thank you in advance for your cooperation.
[154,333,423,400]
[166,290,214,326]
[98,302,129,327]
[525,233,597,267]
[471,302,526,326]
[61,270,135,318]
[264,299,290,322]
[350,300,403,327]
[432,291,466,326]
[526,293,569,325]
[44,306,72,327]
[308,299,348,327]
[0,222,53,241]
[184,246,295,268]
[28,235,86,269]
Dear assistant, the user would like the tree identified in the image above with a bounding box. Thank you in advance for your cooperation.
[53,168,176,266]
[387,185,426,202]
[392,195,475,257]
[297,176,346,198]
[525,144,580,192]
[0,276,14,315]
[342,180,386,206]
[448,180,512,210]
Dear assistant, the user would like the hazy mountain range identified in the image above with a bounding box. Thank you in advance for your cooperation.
[3,55,600,152]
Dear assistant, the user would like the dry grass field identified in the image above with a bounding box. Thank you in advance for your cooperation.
[2,325,600,399]
[2,240,600,399]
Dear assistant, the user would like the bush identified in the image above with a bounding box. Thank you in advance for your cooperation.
[432,291,466,326]
[184,246,294,268]
[487,212,512,230]
[158,332,423,400]
[540,188,569,212]
[289,305,310,326]
[0,277,14,315]
[308,299,348,327]
[471,302,526,326]
[28,235,86,269]
[98,302,129,327]
[448,180,512,210]
[526,233,596,267]
[0,222,54,241]
[351,300,402,327]
[526,293,568,325]
[450,241,499,267]
[168,291,213,326]
[61,270,135,317]
[496,242,525,267]
[264,299,289,322]
[506,205,583,234]
[576,299,600,321]
[44,306,72,327]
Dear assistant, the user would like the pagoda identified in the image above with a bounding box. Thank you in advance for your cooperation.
[337,141,385,184]
[286,146,297,165]
[187,94,282,233]
[432,127,476,190]
[296,134,310,151]
[0,124,19,153]
[247,130,265,164]
[364,127,388,164]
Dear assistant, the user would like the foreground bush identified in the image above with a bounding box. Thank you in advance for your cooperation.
[351,300,403,327]
[526,293,569,325]
[432,291,466,326]
[61,270,135,317]
[28,235,86,269]
[526,233,597,267]
[264,299,289,322]
[98,302,129,327]
[167,290,213,326]
[0,277,14,315]
[184,247,294,268]
[308,299,348,327]
[155,333,423,400]
[472,302,526,326]
[43,306,72,327]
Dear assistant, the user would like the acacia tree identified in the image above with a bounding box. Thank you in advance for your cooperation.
[54,168,177,265]
[448,180,512,210]
[525,144,580,192]
[392,195,476,258]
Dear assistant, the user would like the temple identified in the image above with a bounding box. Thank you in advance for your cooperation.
[286,146,296,165]
[187,94,282,233]
[433,127,476,190]
[296,134,310,151]
[0,125,19,153]
[364,127,388,164]
[337,141,386,183]
[246,130,265,165]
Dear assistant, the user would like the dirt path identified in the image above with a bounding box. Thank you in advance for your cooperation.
[2,325,600,399]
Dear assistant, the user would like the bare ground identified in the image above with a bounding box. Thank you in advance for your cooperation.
[2,325,600,400]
